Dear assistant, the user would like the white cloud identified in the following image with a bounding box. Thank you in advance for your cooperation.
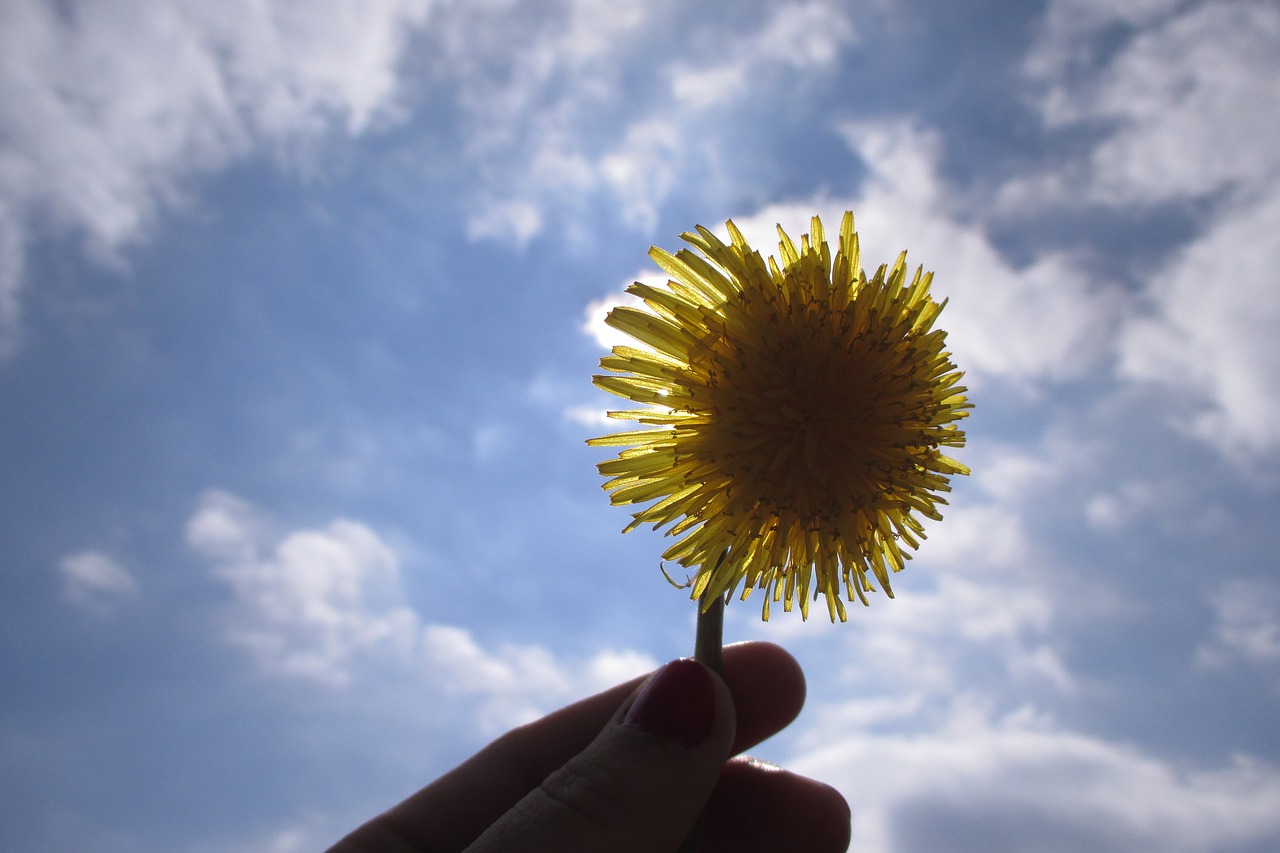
[187,490,656,724]
[557,0,650,65]
[1085,480,1163,531]
[1003,0,1280,461]
[431,0,663,244]
[580,276,653,351]
[920,503,1036,578]
[973,446,1064,505]
[670,0,856,107]
[1197,579,1280,673]
[0,0,866,343]
[562,405,612,428]
[1024,0,1280,207]
[703,122,1119,388]
[593,1,1276,462]
[574,129,1113,450]
[57,550,138,614]
[839,122,1122,387]
[1024,0,1179,62]
[857,571,1067,693]
[599,120,682,232]
[754,0,856,66]
[752,486,1071,697]
[187,490,417,686]
[185,488,269,563]
[670,63,748,110]
[454,0,857,244]
[422,625,657,731]
[790,695,1280,853]
[465,198,544,245]
[1117,190,1280,459]
[0,0,432,351]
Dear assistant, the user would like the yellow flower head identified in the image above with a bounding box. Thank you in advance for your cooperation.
[588,212,970,621]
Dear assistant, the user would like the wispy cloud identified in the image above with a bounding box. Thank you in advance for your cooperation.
[0,0,431,352]
[442,0,857,244]
[1011,0,1280,460]
[57,550,138,615]
[670,0,855,107]
[1024,0,1280,206]
[1197,579,1280,674]
[1117,192,1280,459]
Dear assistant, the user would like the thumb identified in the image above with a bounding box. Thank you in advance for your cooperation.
[466,658,736,853]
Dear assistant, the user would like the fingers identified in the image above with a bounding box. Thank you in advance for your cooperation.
[466,658,736,852]
[351,680,641,852]
[328,641,809,852]
[718,641,805,754]
[470,672,852,853]
[700,758,851,853]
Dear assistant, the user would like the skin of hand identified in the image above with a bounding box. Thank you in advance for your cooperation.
[328,641,851,853]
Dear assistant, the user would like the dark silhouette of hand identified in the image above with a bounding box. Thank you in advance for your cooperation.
[328,641,850,852]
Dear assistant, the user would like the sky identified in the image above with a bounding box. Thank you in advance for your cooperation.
[1,0,1279,850]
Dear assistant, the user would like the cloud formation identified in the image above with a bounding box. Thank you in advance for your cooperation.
[1018,0,1280,459]
[0,0,431,351]
[187,490,655,727]
[187,489,417,686]
[1026,0,1280,206]
[1118,191,1280,458]
[441,0,857,243]
[1197,579,1280,675]
[792,695,1280,853]
[583,120,1121,391]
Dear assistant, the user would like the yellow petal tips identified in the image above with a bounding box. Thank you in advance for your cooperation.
[588,212,970,621]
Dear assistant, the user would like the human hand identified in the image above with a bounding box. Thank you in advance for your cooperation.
[327,641,850,852]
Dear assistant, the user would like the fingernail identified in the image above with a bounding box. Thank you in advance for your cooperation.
[623,658,716,748]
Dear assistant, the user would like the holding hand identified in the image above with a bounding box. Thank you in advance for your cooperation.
[329,641,850,852]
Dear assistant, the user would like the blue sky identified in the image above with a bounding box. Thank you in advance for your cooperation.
[2,0,1279,850]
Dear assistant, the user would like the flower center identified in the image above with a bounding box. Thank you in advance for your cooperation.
[679,278,931,531]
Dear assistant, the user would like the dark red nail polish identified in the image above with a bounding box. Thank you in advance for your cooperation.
[623,658,716,748]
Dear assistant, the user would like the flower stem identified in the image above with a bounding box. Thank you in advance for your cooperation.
[693,590,724,676]
[678,585,725,852]
[693,547,728,675]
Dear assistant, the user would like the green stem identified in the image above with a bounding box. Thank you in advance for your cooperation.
[678,587,725,852]
[693,547,729,674]
[693,591,725,676]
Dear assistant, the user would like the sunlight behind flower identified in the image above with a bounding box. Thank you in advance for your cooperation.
[589,212,970,621]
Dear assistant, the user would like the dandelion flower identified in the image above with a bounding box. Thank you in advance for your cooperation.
[589,212,970,621]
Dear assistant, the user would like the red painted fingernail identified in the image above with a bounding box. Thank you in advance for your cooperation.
[623,659,716,748]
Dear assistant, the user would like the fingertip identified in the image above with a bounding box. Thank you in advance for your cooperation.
[621,658,724,749]
[701,758,851,853]
[720,641,807,753]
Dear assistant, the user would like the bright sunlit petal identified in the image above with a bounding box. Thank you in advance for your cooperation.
[589,212,970,621]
